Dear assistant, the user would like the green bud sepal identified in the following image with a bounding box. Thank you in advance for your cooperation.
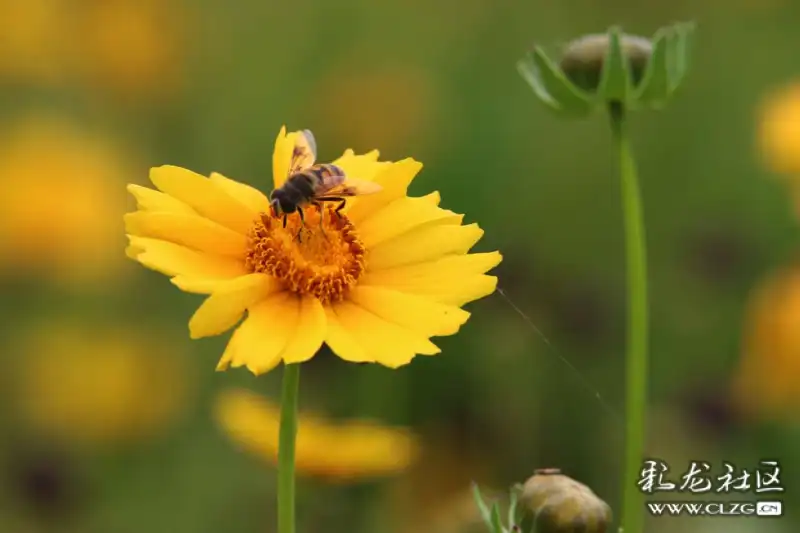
[472,482,522,533]
[517,22,696,118]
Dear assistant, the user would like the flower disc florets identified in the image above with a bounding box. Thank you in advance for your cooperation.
[245,207,366,304]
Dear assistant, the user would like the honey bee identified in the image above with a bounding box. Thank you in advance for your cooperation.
[269,129,383,233]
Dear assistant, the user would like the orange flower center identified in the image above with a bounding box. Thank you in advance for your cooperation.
[245,207,366,303]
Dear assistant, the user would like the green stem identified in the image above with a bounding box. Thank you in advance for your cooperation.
[278,363,301,533]
[609,102,649,533]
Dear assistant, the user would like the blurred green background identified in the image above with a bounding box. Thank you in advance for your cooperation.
[1,0,799,532]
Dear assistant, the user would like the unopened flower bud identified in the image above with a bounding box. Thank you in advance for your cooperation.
[519,468,612,533]
[517,22,696,117]
[559,33,652,93]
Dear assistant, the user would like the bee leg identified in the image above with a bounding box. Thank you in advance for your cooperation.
[312,202,329,241]
[282,214,288,228]
[318,196,346,219]
[334,199,347,219]
[295,207,306,242]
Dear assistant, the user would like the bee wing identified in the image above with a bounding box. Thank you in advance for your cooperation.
[287,129,317,176]
[323,178,383,197]
[300,129,317,159]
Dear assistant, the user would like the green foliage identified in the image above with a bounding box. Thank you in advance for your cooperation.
[472,483,521,533]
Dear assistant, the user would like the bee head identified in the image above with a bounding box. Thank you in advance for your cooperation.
[269,190,295,217]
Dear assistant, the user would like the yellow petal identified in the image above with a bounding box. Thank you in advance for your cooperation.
[127,184,196,215]
[420,190,441,206]
[306,422,419,480]
[148,166,257,234]
[367,251,502,279]
[323,305,374,363]
[347,286,470,337]
[126,236,247,280]
[367,223,484,270]
[216,325,241,371]
[362,252,502,306]
[332,149,392,182]
[171,277,237,295]
[209,172,271,214]
[356,196,463,248]
[280,295,327,364]
[125,244,143,260]
[213,388,419,480]
[124,211,248,257]
[292,417,419,480]
[345,159,423,224]
[367,274,498,307]
[213,388,279,452]
[272,126,293,189]
[329,300,440,368]
[216,292,300,375]
[424,275,497,307]
[436,276,498,307]
[188,274,283,339]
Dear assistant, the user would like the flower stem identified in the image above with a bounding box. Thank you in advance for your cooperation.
[608,101,649,533]
[278,363,301,533]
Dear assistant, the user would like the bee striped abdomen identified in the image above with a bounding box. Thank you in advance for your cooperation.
[306,164,346,193]
[314,164,344,179]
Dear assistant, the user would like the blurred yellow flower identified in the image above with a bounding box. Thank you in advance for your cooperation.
[756,80,800,176]
[733,264,800,421]
[11,321,192,445]
[0,115,133,284]
[125,127,501,375]
[0,0,73,83]
[0,0,186,101]
[76,0,186,102]
[214,388,419,482]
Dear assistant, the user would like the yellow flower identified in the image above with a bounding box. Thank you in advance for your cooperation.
[214,388,419,481]
[76,0,186,102]
[11,321,192,445]
[0,0,185,101]
[0,0,72,83]
[0,115,133,284]
[756,80,800,176]
[125,127,501,374]
[732,264,800,421]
